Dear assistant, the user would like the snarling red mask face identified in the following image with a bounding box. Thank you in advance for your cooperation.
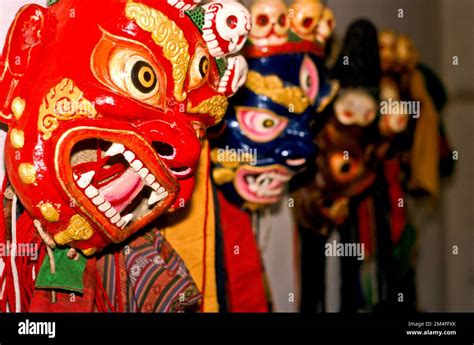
[0,0,249,255]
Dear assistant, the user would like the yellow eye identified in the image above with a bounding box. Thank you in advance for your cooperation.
[91,30,165,108]
[189,46,210,90]
[133,61,157,92]
[109,50,161,102]
[263,119,275,128]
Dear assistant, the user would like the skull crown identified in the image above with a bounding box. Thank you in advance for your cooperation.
[248,0,335,50]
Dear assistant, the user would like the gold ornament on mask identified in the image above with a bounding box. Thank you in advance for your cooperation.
[212,168,236,185]
[10,129,25,149]
[125,0,190,102]
[39,202,60,223]
[54,214,94,245]
[18,163,37,184]
[245,71,309,113]
[38,79,98,140]
[11,97,26,120]
[187,96,229,123]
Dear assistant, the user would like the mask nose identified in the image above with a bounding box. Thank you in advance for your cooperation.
[134,119,202,179]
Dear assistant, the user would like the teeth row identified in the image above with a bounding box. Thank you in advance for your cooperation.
[202,26,224,58]
[73,172,133,229]
[246,175,283,197]
[167,0,196,11]
[218,68,232,93]
[74,143,170,229]
[105,143,167,193]
[255,172,291,183]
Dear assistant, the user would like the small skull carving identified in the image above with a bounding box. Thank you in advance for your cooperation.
[315,7,335,45]
[379,77,409,136]
[202,0,251,58]
[333,89,378,127]
[249,0,290,47]
[290,0,324,42]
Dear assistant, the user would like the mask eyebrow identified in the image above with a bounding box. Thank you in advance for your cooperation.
[125,0,190,102]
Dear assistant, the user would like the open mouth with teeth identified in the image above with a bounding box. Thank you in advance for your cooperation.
[55,127,179,243]
[234,164,293,204]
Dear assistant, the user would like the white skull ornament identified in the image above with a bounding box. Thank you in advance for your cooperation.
[202,0,252,58]
[315,7,335,45]
[289,0,324,42]
[249,0,290,47]
[218,55,248,97]
[334,89,378,127]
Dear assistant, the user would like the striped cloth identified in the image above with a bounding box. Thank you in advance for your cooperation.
[97,229,202,313]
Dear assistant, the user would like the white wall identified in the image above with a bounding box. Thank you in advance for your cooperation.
[439,0,474,312]
[0,0,47,52]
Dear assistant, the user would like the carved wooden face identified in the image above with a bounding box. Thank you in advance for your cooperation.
[0,0,249,255]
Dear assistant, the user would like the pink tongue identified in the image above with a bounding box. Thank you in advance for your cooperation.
[99,168,145,213]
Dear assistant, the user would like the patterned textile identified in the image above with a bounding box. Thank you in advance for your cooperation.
[97,229,202,313]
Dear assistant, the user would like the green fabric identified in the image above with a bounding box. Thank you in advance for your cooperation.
[393,224,417,274]
[35,247,87,293]
[361,260,375,311]
[186,7,205,32]
[47,0,60,6]
[215,58,228,78]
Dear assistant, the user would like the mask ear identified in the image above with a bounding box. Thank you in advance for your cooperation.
[0,4,46,124]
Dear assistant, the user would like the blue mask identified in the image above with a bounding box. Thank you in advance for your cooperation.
[211,52,336,209]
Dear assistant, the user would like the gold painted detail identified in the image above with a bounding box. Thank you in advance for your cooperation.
[187,96,228,123]
[10,129,25,148]
[0,111,13,121]
[212,168,235,185]
[39,203,60,222]
[245,71,309,113]
[126,1,189,102]
[38,79,98,140]
[11,97,26,119]
[18,163,36,184]
[243,201,267,212]
[81,248,97,257]
[54,214,94,245]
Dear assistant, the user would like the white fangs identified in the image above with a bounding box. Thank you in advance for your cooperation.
[105,143,125,157]
[245,171,291,198]
[148,190,169,206]
[74,143,171,230]
[121,213,133,226]
[77,171,95,189]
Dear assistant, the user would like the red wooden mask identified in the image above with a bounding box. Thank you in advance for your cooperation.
[0,0,250,255]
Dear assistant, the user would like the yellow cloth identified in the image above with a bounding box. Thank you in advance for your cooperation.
[409,69,440,197]
[163,140,218,312]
